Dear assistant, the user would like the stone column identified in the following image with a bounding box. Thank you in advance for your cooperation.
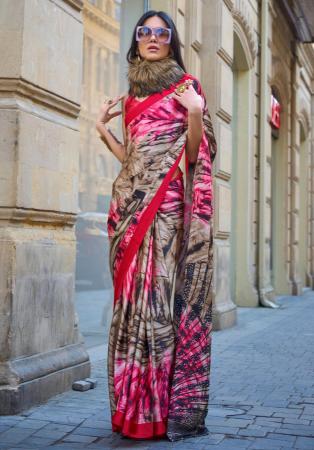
[0,0,90,414]
[257,0,279,307]
[311,93,314,289]
[290,42,302,295]
[202,0,237,329]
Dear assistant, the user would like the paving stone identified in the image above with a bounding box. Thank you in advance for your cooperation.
[73,427,106,437]
[300,415,314,421]
[294,436,314,449]
[32,428,69,440]
[222,418,253,427]
[81,419,112,429]
[246,407,276,417]
[266,433,297,442]
[249,437,295,449]
[283,418,311,425]
[26,412,85,425]
[211,437,252,448]
[203,425,240,434]
[272,427,314,437]
[11,419,50,430]
[6,436,57,447]
[255,417,283,422]
[281,423,314,432]
[262,400,290,407]
[0,427,36,444]
[49,445,86,449]
[238,429,268,437]
[62,434,98,444]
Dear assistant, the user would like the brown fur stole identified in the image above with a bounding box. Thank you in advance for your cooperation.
[128,56,185,98]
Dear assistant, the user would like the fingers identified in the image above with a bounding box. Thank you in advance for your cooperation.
[172,92,182,101]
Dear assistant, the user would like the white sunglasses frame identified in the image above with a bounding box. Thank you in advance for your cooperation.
[135,26,172,44]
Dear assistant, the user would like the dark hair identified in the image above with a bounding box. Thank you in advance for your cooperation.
[126,10,187,72]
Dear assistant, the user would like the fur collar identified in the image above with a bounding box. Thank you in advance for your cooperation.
[128,56,185,98]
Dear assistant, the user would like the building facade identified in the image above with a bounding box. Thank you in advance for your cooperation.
[0,0,313,413]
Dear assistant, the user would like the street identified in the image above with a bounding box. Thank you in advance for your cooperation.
[0,291,314,450]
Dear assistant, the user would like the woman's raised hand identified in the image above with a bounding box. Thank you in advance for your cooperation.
[173,83,203,114]
[96,94,124,130]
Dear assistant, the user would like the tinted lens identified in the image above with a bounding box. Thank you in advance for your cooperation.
[155,27,170,42]
[137,26,151,41]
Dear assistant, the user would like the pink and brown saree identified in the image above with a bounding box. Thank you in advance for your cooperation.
[107,65,217,441]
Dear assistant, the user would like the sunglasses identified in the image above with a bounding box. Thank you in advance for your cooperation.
[136,26,172,44]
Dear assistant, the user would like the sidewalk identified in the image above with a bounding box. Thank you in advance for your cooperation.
[0,291,314,450]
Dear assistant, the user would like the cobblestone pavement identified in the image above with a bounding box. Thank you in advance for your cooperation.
[1,291,314,450]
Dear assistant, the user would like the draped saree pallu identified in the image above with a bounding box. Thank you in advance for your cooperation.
[107,72,217,441]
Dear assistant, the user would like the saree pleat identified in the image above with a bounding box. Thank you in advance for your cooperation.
[107,74,217,440]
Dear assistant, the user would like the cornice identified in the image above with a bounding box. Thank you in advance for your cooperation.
[0,78,80,119]
[0,207,77,226]
[83,3,119,35]
[63,0,83,12]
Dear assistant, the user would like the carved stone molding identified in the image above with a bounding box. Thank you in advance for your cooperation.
[0,78,80,119]
[223,0,234,11]
[63,0,84,11]
[84,4,119,35]
[216,169,232,182]
[217,48,233,68]
[215,230,230,240]
[298,108,312,138]
[0,207,77,226]
[217,108,232,124]
[232,2,258,67]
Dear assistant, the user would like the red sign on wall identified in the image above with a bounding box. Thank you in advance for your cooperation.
[271,94,281,129]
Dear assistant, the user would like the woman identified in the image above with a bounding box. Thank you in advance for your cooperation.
[96,10,217,442]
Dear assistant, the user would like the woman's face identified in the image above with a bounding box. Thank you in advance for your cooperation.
[137,16,171,61]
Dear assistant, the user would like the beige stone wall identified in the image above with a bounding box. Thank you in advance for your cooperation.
[0,0,90,414]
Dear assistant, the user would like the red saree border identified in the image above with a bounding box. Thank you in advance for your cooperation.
[125,73,193,128]
[114,144,185,302]
[112,411,167,439]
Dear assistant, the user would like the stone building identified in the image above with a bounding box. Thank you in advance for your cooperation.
[0,0,313,413]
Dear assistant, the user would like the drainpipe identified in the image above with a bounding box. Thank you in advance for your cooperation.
[144,0,149,12]
[258,0,280,308]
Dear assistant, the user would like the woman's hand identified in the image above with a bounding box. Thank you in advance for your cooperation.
[96,94,124,132]
[173,82,204,163]
[96,94,126,163]
[172,83,203,113]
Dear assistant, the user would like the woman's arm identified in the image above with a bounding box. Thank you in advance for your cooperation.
[96,94,126,163]
[173,82,204,163]
[186,107,203,163]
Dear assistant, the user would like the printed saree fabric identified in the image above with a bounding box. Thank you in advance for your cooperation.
[107,73,217,441]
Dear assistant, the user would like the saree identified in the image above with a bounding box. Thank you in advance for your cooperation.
[107,72,217,441]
